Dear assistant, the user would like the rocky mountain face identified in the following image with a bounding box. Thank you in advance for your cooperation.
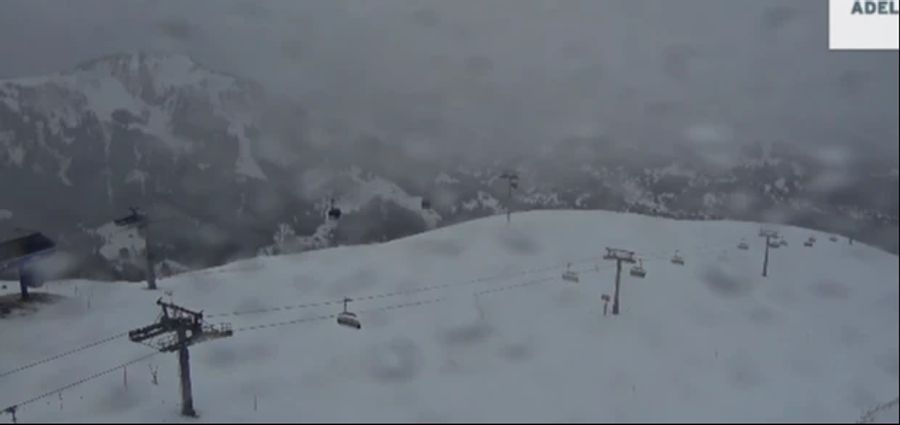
[1,52,896,281]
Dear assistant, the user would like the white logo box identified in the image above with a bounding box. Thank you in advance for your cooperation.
[829,0,899,50]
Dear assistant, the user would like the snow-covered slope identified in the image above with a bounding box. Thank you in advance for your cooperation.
[1,210,897,422]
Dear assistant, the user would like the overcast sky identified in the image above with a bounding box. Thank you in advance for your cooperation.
[0,0,897,160]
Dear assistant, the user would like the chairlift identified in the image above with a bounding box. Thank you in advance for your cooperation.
[779,238,788,247]
[421,198,432,210]
[829,235,838,242]
[327,199,342,221]
[737,240,749,250]
[768,239,780,249]
[561,263,579,283]
[629,259,646,278]
[804,239,814,247]
[670,251,685,266]
[336,297,361,330]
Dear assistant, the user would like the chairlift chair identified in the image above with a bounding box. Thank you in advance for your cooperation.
[804,239,814,247]
[737,240,749,250]
[829,235,838,242]
[768,239,780,249]
[336,297,361,330]
[629,259,646,278]
[561,263,579,283]
[780,238,788,247]
[421,198,432,210]
[671,251,685,266]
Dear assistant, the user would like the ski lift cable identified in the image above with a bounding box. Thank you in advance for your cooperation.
[231,313,340,333]
[1,237,733,388]
[2,297,460,414]
[202,245,714,327]
[476,275,558,296]
[205,254,610,318]
[0,331,131,380]
[226,262,615,336]
[0,253,643,382]
[1,351,160,414]
[0,238,741,415]
[230,263,615,335]
[207,239,733,319]
[227,296,450,335]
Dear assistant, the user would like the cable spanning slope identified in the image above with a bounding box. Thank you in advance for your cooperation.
[1,263,601,415]
[0,332,129,379]
[0,210,896,423]
[0,252,628,381]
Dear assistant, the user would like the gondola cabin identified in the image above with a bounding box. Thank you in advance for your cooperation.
[337,312,361,329]
[337,297,361,330]
[327,199,342,220]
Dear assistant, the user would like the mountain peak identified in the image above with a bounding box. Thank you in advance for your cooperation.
[74,50,199,74]
[51,50,265,109]
[70,51,225,95]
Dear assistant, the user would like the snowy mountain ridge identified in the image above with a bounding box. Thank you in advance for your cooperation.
[0,51,897,282]
[0,51,267,179]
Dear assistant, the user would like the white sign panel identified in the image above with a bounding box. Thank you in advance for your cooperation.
[830,0,899,50]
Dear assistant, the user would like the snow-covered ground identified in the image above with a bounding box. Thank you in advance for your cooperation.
[1,210,897,422]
